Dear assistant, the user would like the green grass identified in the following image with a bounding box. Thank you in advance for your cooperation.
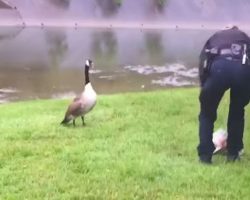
[0,88,250,199]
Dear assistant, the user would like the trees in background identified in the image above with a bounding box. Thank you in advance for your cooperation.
[48,0,70,9]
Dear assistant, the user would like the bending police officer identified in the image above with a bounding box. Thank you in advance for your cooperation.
[197,26,250,164]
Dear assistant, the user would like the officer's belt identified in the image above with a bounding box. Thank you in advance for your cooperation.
[206,48,242,58]
[220,49,234,55]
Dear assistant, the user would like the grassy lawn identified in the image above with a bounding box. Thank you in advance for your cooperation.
[0,88,250,199]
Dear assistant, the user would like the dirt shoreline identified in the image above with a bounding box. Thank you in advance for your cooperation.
[0,20,249,30]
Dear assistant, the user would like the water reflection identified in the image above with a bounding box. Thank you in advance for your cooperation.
[144,31,165,64]
[0,26,219,103]
[0,26,22,40]
[45,28,68,69]
[91,30,118,68]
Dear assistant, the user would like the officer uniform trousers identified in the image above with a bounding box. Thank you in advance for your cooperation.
[198,56,250,158]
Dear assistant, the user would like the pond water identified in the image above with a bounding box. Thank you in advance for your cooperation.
[0,26,217,103]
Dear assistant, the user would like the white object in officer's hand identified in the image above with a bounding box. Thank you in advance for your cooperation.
[213,129,228,154]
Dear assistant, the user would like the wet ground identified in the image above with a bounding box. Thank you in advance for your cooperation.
[0,26,216,103]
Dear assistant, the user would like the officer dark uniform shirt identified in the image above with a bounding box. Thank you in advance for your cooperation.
[198,26,250,164]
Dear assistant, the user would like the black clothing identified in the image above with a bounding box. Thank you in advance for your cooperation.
[197,27,250,163]
[199,26,250,86]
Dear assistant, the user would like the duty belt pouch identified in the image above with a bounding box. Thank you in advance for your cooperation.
[204,49,217,71]
[230,43,249,65]
[231,43,242,59]
[199,50,216,86]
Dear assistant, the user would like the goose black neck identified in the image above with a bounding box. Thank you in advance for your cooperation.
[85,65,90,85]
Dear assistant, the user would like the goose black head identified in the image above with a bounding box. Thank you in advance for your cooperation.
[85,59,94,69]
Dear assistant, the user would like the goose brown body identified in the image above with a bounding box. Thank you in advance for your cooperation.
[61,60,96,126]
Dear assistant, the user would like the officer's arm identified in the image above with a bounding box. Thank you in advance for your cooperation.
[199,39,210,85]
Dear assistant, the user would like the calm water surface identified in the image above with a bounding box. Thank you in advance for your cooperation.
[0,26,216,103]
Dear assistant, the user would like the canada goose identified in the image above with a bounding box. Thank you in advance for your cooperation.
[61,59,97,126]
